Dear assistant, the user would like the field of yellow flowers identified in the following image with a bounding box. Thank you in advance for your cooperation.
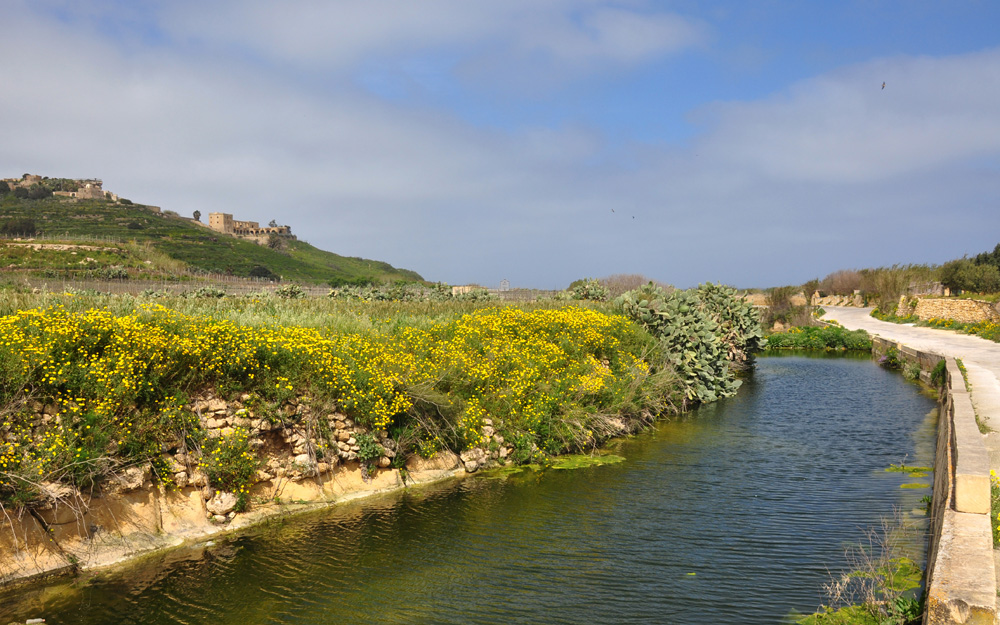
[0,295,687,507]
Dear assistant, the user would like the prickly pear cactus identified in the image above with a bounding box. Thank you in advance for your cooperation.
[615,283,741,405]
[695,282,764,370]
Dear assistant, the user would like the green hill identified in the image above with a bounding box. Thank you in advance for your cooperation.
[0,193,423,285]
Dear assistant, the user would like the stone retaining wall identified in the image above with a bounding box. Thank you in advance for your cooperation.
[813,293,864,307]
[913,298,1000,324]
[870,337,996,624]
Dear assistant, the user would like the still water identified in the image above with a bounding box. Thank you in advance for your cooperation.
[3,355,937,624]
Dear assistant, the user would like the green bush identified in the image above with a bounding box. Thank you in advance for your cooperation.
[570,278,610,302]
[275,283,305,299]
[764,326,872,351]
[199,428,260,512]
[615,283,759,404]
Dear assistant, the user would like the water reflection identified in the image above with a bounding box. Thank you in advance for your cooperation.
[1,356,936,624]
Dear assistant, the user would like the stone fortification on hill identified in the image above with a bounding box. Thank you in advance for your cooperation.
[207,212,297,245]
[1,174,119,202]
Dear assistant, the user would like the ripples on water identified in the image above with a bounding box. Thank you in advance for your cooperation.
[2,355,937,624]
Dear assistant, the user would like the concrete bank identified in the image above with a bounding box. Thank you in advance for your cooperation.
[825,308,999,625]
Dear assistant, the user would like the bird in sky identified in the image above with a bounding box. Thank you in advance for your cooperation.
[882,82,886,89]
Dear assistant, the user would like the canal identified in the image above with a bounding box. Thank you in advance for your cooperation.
[1,354,938,624]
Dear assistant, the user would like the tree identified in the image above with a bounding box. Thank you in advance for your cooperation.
[0,181,9,194]
[26,185,51,200]
[266,232,285,250]
[0,218,37,236]
[268,219,278,227]
[13,187,29,199]
[193,210,202,222]
[249,265,279,281]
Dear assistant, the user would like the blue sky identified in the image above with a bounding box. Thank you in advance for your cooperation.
[3,1,1000,289]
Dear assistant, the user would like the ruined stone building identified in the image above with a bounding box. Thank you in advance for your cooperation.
[207,212,296,245]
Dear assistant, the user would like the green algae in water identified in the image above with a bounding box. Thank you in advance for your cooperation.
[480,454,625,479]
[885,464,931,478]
[900,483,929,489]
[550,454,625,470]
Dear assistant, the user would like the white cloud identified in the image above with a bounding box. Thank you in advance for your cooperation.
[1,3,998,289]
[696,50,1000,183]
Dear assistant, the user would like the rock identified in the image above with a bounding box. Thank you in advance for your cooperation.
[463,459,480,473]
[337,431,350,442]
[206,399,227,412]
[116,464,151,491]
[227,512,236,519]
[493,435,504,445]
[39,481,78,501]
[255,469,274,482]
[316,462,330,474]
[378,457,391,468]
[283,404,297,417]
[206,492,238,516]
[205,417,224,429]
[166,456,185,474]
[347,437,356,446]
[482,425,495,438]
[499,447,510,459]
[213,514,227,523]
[483,418,493,426]
[190,471,208,487]
[334,419,347,429]
[293,453,312,466]
[202,485,215,500]
[173,471,189,488]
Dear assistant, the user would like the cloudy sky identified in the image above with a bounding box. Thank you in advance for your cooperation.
[3,1,999,289]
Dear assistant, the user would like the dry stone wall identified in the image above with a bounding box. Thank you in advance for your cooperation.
[913,298,1000,324]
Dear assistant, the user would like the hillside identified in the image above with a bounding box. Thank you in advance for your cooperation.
[0,193,422,285]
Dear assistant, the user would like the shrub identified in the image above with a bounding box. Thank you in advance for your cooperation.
[941,258,1000,294]
[570,278,610,302]
[697,282,764,369]
[820,269,862,295]
[616,284,752,404]
[764,326,872,351]
[0,218,37,236]
[26,185,52,200]
[184,286,226,298]
[275,283,305,299]
[248,265,279,281]
[199,428,260,512]
[878,347,902,370]
[97,265,129,280]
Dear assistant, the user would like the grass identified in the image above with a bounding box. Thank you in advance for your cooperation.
[0,195,421,284]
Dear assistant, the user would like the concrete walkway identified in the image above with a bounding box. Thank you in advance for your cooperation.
[821,306,1000,598]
